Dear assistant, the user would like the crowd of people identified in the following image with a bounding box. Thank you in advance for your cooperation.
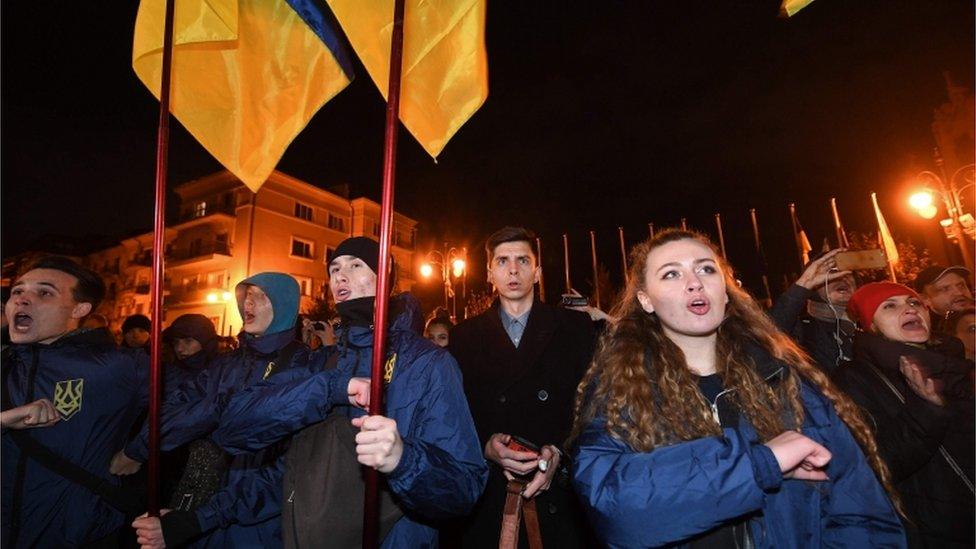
[1,227,973,548]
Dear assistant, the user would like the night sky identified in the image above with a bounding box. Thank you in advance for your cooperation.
[3,1,973,302]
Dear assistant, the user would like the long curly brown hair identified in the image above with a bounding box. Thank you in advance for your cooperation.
[569,229,902,511]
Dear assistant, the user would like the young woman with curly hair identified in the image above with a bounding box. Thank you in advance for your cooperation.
[569,229,905,548]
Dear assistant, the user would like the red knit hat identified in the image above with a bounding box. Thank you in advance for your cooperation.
[847,282,920,329]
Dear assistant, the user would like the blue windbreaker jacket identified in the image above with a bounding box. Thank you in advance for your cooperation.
[124,273,307,547]
[2,328,147,548]
[573,360,906,548]
[213,293,488,548]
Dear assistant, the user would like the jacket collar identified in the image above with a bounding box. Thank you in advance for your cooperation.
[336,293,421,349]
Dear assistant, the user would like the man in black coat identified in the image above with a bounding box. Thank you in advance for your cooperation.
[447,226,596,548]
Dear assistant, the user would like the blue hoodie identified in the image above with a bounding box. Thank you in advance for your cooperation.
[126,273,307,548]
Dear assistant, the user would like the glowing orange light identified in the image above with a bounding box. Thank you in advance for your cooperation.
[420,263,434,278]
[908,191,934,210]
[918,204,938,219]
[452,258,466,277]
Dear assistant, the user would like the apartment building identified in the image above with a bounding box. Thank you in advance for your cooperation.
[78,169,417,334]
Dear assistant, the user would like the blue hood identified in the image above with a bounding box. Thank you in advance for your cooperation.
[235,272,300,336]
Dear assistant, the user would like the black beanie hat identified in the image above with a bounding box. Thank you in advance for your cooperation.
[122,314,151,334]
[332,236,397,292]
[333,237,382,273]
[163,314,218,345]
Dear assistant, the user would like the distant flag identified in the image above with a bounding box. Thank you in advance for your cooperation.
[871,192,900,282]
[326,0,489,159]
[780,0,815,17]
[789,203,813,267]
[830,197,850,248]
[133,0,355,192]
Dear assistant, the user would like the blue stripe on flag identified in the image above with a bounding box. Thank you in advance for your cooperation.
[285,0,356,79]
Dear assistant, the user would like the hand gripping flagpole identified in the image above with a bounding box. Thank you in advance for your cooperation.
[364,0,406,546]
[147,0,176,517]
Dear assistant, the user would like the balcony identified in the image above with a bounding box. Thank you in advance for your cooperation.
[167,241,232,267]
[176,204,236,224]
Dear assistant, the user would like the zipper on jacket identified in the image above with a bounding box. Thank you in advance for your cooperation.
[708,367,783,426]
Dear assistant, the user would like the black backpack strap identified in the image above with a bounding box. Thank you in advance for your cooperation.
[3,350,142,516]
[7,431,143,515]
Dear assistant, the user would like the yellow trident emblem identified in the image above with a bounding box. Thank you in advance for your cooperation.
[54,378,84,420]
[383,353,397,385]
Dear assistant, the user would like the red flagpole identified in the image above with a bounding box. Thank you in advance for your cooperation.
[364,0,405,546]
[147,0,176,517]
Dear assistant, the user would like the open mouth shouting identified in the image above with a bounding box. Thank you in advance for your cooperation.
[11,312,33,333]
[901,317,926,333]
[334,286,352,302]
[687,296,711,316]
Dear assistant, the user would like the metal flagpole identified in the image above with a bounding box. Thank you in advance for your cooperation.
[788,203,803,270]
[364,0,406,546]
[750,208,773,307]
[830,197,849,248]
[535,237,545,302]
[589,230,600,309]
[714,213,727,259]
[146,0,176,517]
[562,234,571,291]
[618,227,628,283]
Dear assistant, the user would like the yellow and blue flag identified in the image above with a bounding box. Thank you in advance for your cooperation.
[133,0,354,192]
[780,0,815,18]
[327,0,489,159]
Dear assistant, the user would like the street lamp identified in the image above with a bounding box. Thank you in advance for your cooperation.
[908,159,975,271]
[420,244,467,321]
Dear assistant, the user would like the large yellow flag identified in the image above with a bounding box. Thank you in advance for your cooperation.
[327,0,489,159]
[133,0,352,192]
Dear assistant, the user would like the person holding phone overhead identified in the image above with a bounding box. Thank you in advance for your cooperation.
[833,281,974,548]
[447,226,598,548]
[769,248,860,373]
[571,229,905,548]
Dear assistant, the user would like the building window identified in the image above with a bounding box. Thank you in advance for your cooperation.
[294,201,313,221]
[194,201,207,218]
[183,274,201,289]
[294,275,313,296]
[208,270,226,288]
[327,213,345,232]
[325,247,336,265]
[372,221,381,236]
[291,237,314,259]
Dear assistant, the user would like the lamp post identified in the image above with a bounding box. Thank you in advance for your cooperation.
[908,159,975,272]
[420,244,466,322]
